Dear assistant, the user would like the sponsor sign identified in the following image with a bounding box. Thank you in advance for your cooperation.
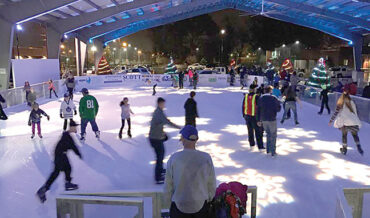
[104,75,122,84]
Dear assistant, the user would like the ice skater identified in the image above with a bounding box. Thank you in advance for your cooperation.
[184,91,199,127]
[79,88,100,140]
[242,84,264,150]
[47,79,58,98]
[281,85,300,126]
[64,73,76,99]
[329,91,363,155]
[193,71,198,90]
[36,120,82,203]
[119,97,134,139]
[149,97,181,184]
[28,103,50,139]
[318,84,330,115]
[60,93,77,131]
[0,94,8,121]
[152,84,157,96]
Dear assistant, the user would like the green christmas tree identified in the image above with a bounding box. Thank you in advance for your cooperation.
[307,58,330,88]
[165,57,177,74]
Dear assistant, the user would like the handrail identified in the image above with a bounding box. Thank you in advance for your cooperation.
[56,195,144,218]
[63,186,258,218]
[335,186,370,218]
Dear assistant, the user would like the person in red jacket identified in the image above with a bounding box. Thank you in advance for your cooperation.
[47,79,58,98]
[242,84,264,150]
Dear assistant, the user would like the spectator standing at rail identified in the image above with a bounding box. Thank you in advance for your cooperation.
[164,125,216,217]
[329,90,363,155]
[149,97,181,184]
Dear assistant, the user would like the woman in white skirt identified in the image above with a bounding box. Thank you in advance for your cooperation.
[329,90,363,155]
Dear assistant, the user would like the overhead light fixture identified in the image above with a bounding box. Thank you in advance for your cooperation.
[91,46,97,52]
[295,40,300,44]
[64,34,68,39]
[16,24,23,31]
[282,44,286,47]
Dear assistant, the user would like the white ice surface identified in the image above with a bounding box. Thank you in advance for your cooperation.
[0,85,369,218]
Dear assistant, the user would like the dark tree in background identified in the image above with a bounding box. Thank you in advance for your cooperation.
[151,14,219,63]
[150,10,343,65]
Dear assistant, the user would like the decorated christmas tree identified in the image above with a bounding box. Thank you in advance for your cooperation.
[97,56,112,75]
[165,57,177,74]
[307,58,330,88]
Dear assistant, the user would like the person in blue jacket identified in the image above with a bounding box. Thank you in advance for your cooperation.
[258,86,281,156]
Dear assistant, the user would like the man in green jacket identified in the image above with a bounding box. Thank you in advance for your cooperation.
[79,88,100,140]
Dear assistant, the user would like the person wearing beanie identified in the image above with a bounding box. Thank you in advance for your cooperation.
[164,125,216,217]
[28,102,50,138]
[60,93,77,131]
[36,120,82,203]
[184,91,199,127]
[149,97,181,184]
[79,88,100,140]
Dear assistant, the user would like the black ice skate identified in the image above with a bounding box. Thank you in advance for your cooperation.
[95,131,100,139]
[356,144,364,155]
[340,146,347,155]
[31,134,35,139]
[295,121,300,126]
[80,133,86,141]
[38,134,43,138]
[36,186,47,203]
[127,130,132,138]
[65,182,79,191]
[118,132,122,139]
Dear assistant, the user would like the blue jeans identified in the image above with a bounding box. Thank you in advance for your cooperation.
[81,118,99,135]
[282,101,298,123]
[262,121,277,155]
[149,138,165,181]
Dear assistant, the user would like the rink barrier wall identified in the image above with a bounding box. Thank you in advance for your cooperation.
[56,195,144,218]
[297,85,370,123]
[335,186,370,218]
[60,186,258,218]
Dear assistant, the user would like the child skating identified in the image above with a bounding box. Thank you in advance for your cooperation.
[60,93,77,131]
[28,103,50,138]
[36,120,82,203]
[119,97,134,139]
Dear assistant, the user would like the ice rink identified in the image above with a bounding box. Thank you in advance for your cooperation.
[0,85,369,218]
